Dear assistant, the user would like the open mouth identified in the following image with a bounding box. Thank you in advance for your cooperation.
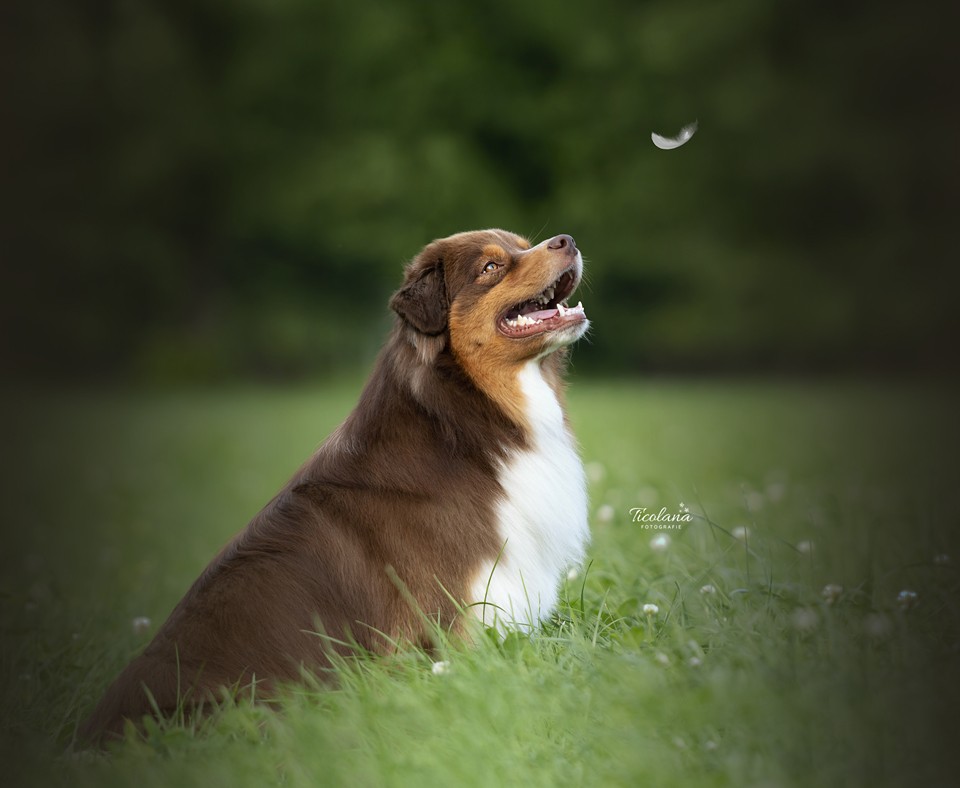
[498,267,587,338]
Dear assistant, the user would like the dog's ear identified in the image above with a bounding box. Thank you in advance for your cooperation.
[390,244,448,336]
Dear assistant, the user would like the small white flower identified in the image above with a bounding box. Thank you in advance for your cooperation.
[765,482,787,502]
[566,567,579,581]
[688,656,702,668]
[863,613,893,640]
[654,652,670,666]
[431,660,450,675]
[585,461,606,484]
[132,616,152,636]
[699,584,716,595]
[672,736,686,750]
[791,607,819,633]
[596,504,615,523]
[636,487,659,506]
[821,584,843,605]
[705,740,718,751]
[649,534,671,553]
[643,603,659,616]
[745,492,765,511]
[796,540,814,555]
[731,526,751,541]
[896,589,919,611]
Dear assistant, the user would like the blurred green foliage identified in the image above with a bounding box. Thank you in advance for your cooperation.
[1,0,956,380]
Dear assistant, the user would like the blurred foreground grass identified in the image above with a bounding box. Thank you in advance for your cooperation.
[1,378,959,787]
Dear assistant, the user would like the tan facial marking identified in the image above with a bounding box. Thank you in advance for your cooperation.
[481,244,509,263]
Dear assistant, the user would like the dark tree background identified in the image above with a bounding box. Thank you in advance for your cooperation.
[1,0,957,381]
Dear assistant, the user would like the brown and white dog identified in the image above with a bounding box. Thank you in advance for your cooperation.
[77,229,590,744]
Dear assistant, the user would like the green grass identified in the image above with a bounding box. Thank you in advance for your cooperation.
[1,378,959,787]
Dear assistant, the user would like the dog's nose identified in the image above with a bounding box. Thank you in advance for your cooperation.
[547,234,577,253]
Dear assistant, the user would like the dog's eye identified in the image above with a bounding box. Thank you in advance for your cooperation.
[482,261,502,273]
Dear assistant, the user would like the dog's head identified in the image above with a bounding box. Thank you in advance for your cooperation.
[390,229,588,375]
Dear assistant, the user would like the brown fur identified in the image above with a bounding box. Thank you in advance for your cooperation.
[77,229,584,745]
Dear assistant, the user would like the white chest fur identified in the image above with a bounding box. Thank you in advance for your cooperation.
[469,360,590,631]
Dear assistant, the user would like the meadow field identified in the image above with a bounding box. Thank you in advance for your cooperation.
[1,378,958,787]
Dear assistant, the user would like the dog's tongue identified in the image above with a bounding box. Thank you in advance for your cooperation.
[526,307,559,321]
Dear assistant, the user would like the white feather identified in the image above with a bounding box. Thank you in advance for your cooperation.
[651,120,698,150]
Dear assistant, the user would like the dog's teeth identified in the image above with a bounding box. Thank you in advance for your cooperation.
[533,286,557,306]
[557,303,566,316]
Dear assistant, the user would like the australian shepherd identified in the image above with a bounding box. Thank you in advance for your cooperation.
[78,229,590,744]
